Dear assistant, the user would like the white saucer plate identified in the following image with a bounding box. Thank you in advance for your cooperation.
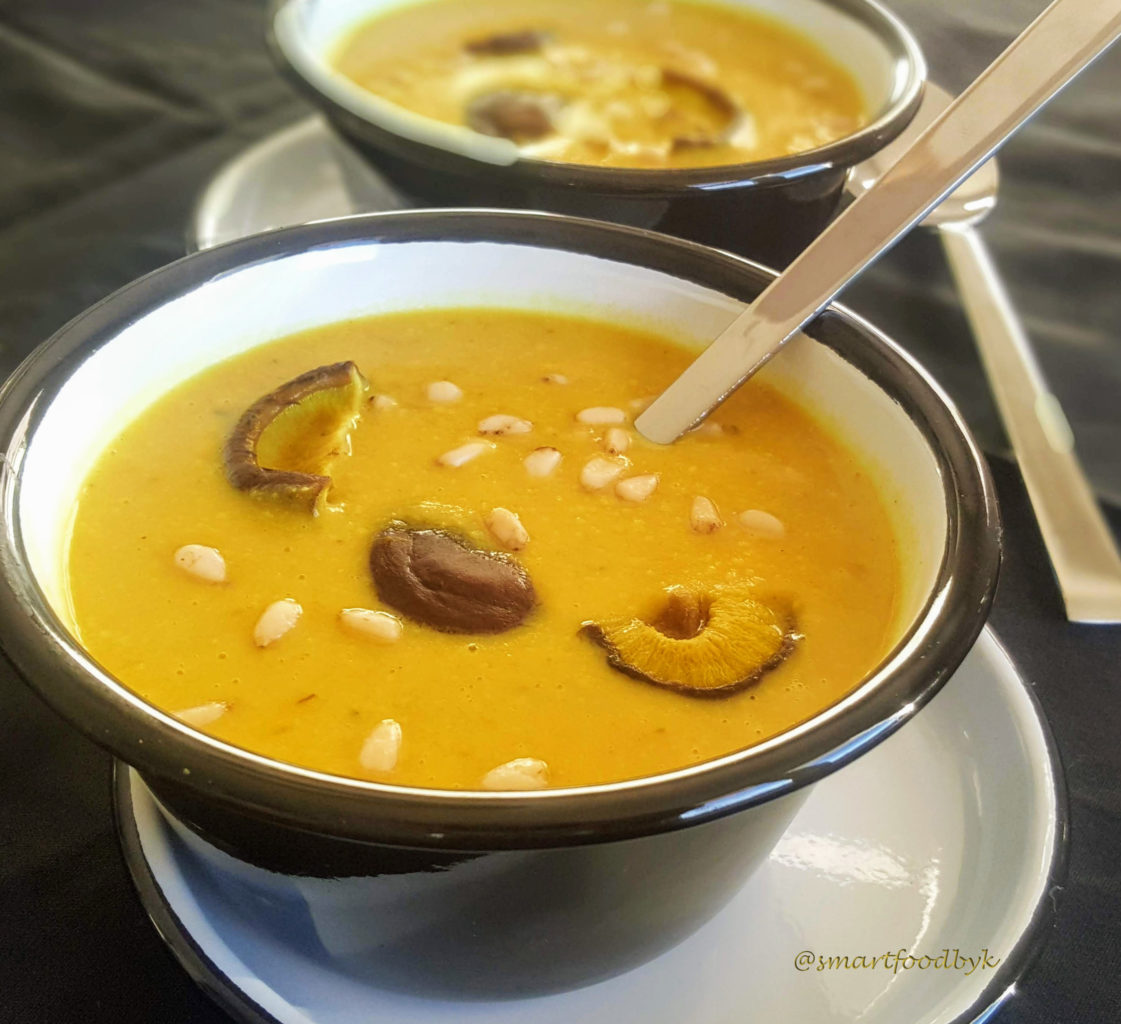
[115,629,1065,1024]
[189,116,401,252]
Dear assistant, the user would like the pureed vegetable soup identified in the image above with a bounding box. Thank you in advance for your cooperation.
[331,0,866,168]
[67,309,900,790]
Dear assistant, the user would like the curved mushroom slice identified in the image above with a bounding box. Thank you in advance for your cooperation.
[659,69,742,151]
[582,584,795,696]
[465,29,549,56]
[466,90,561,143]
[370,526,536,634]
[223,361,368,510]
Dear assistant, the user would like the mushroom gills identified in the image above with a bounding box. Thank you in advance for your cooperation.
[582,584,795,696]
[223,361,368,510]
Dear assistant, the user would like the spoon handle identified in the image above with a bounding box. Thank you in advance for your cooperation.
[941,225,1121,622]
[637,0,1121,443]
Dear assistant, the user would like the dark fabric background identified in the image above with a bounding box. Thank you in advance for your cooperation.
[0,1,1119,1021]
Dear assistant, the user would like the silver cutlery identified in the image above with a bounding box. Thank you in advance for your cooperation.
[636,0,1121,622]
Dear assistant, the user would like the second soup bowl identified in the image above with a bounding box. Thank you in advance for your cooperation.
[268,0,926,267]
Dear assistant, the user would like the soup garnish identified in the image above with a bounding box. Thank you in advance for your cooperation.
[331,0,867,168]
[67,309,900,789]
[223,360,367,510]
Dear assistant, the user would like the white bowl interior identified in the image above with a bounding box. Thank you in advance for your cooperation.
[22,237,946,666]
[274,0,912,166]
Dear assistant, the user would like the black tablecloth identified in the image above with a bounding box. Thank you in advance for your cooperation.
[1,2,1119,1021]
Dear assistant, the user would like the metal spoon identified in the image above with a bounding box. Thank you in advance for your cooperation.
[637,0,1121,445]
[846,83,1121,623]
[844,83,998,231]
[636,0,1121,621]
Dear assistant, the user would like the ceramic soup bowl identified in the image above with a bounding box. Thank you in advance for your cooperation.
[0,210,997,997]
[268,0,925,268]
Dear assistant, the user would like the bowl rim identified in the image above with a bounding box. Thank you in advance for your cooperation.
[267,0,928,193]
[0,209,999,850]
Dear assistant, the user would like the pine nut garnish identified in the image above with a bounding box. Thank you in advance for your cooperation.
[437,441,491,467]
[576,406,626,425]
[427,380,463,403]
[174,701,227,728]
[524,446,562,477]
[581,456,626,491]
[174,544,226,583]
[603,427,630,455]
[482,757,550,791]
[360,718,402,772]
[690,496,724,534]
[542,373,569,385]
[254,598,302,647]
[616,474,659,503]
[485,507,530,551]
[738,509,786,538]
[372,394,398,410]
[478,414,532,436]
[340,608,403,643]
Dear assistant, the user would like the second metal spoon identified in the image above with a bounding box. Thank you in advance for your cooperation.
[847,83,1121,623]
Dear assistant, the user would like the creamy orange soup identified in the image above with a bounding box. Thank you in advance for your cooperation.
[67,310,899,789]
[332,0,866,168]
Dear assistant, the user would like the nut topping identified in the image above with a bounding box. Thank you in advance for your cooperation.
[437,441,492,467]
[360,719,402,772]
[580,455,627,491]
[482,757,550,790]
[576,406,627,425]
[603,427,631,455]
[340,607,403,643]
[478,414,533,436]
[254,599,302,647]
[616,474,659,503]
[690,496,724,533]
[524,446,562,477]
[427,380,463,403]
[484,507,530,551]
[174,702,227,727]
[738,509,786,538]
[174,544,226,583]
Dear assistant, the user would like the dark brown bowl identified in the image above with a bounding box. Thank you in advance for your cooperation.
[267,0,926,267]
[0,210,996,995]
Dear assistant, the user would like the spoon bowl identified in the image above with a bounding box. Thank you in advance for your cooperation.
[845,83,1000,229]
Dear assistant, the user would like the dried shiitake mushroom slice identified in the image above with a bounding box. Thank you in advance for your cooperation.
[659,69,742,151]
[464,29,549,56]
[370,525,536,634]
[465,90,561,143]
[224,361,367,510]
[582,584,795,696]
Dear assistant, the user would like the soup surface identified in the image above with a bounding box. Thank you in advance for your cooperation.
[68,310,899,789]
[332,0,866,168]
